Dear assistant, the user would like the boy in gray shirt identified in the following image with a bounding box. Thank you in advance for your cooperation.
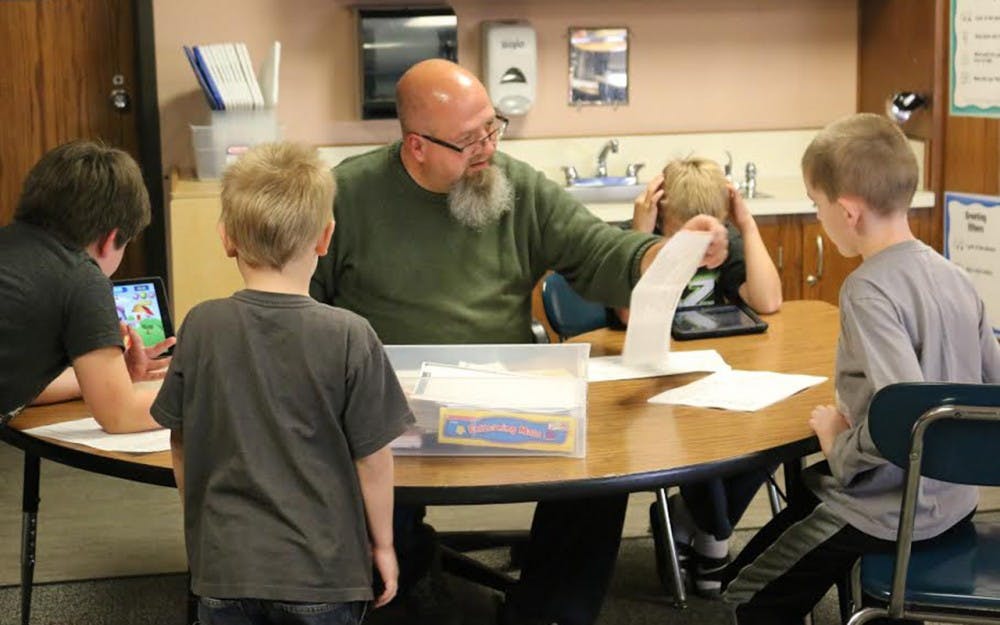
[721,113,1000,624]
[152,143,414,625]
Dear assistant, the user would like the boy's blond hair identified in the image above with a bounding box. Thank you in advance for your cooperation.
[802,113,918,216]
[658,157,729,227]
[221,142,335,269]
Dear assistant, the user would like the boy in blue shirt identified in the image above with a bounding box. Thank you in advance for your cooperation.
[153,142,414,625]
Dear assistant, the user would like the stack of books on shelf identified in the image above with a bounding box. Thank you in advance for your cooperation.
[183,41,280,111]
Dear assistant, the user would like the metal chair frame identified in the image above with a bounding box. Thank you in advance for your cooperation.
[847,398,1000,625]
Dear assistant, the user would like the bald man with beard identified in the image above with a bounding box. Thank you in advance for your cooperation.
[311,59,728,625]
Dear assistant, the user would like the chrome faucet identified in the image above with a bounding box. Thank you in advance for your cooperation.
[596,139,619,177]
[562,165,579,186]
[744,162,757,199]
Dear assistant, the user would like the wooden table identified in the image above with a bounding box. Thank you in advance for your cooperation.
[0,299,838,622]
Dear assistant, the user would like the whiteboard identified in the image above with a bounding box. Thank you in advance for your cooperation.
[944,191,1000,336]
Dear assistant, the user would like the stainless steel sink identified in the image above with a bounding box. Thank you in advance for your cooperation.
[565,182,643,204]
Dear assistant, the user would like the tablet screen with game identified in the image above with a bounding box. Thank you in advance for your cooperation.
[112,277,174,355]
[671,304,768,340]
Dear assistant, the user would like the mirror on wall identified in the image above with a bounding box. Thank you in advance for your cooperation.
[568,27,629,106]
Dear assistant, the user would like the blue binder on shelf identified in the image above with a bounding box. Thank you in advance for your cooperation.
[184,45,223,110]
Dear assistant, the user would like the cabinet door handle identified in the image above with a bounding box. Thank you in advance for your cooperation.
[776,245,784,272]
[806,235,823,285]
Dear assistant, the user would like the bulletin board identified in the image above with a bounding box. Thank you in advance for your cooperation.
[944,191,1000,336]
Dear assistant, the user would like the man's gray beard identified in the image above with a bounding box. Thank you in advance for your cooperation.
[447,165,514,229]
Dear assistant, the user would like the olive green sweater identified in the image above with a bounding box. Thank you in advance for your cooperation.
[310,142,658,344]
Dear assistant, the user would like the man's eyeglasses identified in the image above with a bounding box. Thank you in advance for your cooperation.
[417,115,509,154]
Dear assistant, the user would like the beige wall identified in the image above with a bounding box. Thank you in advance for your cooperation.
[154,0,857,173]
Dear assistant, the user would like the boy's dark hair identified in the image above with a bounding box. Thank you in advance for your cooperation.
[15,140,151,248]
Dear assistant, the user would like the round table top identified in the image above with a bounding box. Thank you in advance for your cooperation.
[2,300,836,505]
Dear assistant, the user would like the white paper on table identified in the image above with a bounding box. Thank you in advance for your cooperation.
[647,369,827,412]
[622,230,712,368]
[411,362,581,411]
[587,351,731,382]
[23,418,170,453]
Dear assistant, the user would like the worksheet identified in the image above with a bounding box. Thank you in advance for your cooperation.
[647,369,827,412]
[622,230,712,368]
[23,418,170,453]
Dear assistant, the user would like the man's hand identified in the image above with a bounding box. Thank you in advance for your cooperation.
[371,544,399,608]
[631,174,664,234]
[809,404,850,458]
[681,214,729,269]
[121,322,175,383]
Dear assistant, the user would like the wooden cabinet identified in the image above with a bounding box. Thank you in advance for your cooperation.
[168,173,243,326]
[757,208,934,306]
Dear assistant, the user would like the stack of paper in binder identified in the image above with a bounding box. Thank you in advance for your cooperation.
[185,41,282,179]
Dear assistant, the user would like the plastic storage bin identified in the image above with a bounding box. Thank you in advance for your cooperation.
[385,343,590,457]
[191,109,281,179]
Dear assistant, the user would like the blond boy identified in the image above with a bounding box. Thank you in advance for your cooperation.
[152,143,414,625]
[631,157,782,313]
[722,113,1000,623]
[625,158,784,596]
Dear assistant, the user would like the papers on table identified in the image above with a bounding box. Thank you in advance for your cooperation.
[587,351,730,382]
[410,362,582,412]
[622,230,712,368]
[23,418,170,453]
[648,369,827,412]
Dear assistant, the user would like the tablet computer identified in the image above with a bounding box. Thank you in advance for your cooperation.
[671,303,768,341]
[112,277,174,356]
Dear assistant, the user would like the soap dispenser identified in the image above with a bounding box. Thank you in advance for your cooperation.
[482,21,536,116]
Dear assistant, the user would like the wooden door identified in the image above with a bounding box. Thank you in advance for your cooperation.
[756,215,804,301]
[801,218,862,305]
[0,0,145,277]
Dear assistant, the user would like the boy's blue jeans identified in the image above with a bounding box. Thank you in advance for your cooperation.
[198,597,367,625]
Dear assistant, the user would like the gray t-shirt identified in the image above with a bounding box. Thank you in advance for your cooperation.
[152,290,414,602]
[804,239,1000,540]
[0,222,122,418]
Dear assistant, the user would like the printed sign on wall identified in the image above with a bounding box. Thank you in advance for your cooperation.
[951,0,1000,118]
[944,191,1000,335]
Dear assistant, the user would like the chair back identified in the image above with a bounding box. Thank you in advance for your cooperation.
[541,273,609,341]
[868,382,1000,487]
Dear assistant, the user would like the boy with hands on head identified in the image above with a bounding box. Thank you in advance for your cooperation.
[629,157,782,314]
[153,142,414,625]
[0,140,174,433]
[621,157,783,597]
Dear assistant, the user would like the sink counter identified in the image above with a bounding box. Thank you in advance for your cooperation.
[581,176,935,223]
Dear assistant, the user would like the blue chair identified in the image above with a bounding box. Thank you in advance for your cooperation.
[847,382,1000,625]
[541,271,698,604]
[540,272,609,341]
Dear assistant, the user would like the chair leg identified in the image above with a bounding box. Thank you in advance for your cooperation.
[653,488,687,608]
[766,478,782,517]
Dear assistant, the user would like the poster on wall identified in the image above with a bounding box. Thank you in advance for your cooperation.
[944,191,1000,336]
[950,0,1000,118]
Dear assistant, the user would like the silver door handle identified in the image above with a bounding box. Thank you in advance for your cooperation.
[806,235,824,285]
[776,245,784,272]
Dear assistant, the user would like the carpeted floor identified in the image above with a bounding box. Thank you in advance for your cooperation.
[0,534,848,625]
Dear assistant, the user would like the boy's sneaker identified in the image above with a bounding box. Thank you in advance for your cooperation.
[689,551,731,599]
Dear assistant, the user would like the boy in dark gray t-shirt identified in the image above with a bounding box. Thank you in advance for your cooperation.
[0,140,173,432]
[152,143,414,625]
[722,113,1000,624]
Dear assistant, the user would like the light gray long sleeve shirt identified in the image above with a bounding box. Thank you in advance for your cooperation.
[803,239,1000,540]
